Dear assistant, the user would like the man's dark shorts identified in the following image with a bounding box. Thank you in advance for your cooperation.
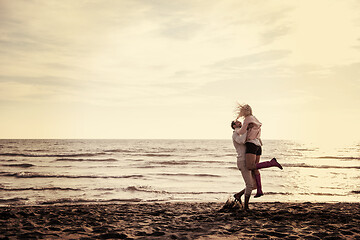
[245,142,262,156]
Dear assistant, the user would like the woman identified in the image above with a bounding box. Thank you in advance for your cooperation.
[231,120,256,210]
[235,103,283,198]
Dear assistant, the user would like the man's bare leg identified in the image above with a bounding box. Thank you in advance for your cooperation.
[244,194,251,211]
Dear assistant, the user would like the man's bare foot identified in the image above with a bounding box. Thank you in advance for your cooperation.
[234,193,243,207]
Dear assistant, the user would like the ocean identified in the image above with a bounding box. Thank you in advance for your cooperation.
[0,139,359,206]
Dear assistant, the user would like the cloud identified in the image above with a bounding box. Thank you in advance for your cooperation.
[260,25,291,45]
[0,81,61,102]
[208,50,291,69]
[158,19,204,40]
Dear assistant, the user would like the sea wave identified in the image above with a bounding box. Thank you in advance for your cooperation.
[39,198,142,205]
[293,148,316,151]
[55,158,118,162]
[148,160,234,165]
[0,197,28,203]
[39,198,94,205]
[24,149,46,152]
[104,150,175,156]
[299,192,347,196]
[150,160,189,165]
[124,186,167,194]
[0,187,81,191]
[0,152,106,158]
[1,163,35,168]
[0,172,145,179]
[94,188,116,191]
[317,156,360,161]
[264,192,293,195]
[213,154,235,157]
[123,186,230,195]
[189,160,234,164]
[141,153,173,157]
[282,163,360,169]
[104,149,134,153]
[155,173,222,178]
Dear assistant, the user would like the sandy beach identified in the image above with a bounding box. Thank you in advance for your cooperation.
[1,201,359,239]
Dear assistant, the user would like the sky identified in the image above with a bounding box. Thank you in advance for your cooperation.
[0,0,359,145]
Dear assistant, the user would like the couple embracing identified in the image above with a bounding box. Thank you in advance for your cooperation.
[231,104,283,210]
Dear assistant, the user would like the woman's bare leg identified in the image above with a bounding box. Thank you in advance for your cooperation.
[254,155,260,175]
[245,153,257,170]
[244,194,251,211]
[251,171,257,190]
[246,154,259,196]
[246,153,263,197]
[254,155,263,197]
[256,155,260,164]
[246,153,258,191]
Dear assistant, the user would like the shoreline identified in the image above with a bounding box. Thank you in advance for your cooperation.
[1,199,360,207]
[1,201,359,239]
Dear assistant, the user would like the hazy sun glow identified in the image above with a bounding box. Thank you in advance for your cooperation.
[0,0,359,145]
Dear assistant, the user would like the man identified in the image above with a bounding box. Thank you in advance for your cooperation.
[231,120,255,210]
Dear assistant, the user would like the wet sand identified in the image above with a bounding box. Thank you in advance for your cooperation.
[0,201,359,239]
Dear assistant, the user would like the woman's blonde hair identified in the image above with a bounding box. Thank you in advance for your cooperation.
[235,103,252,119]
